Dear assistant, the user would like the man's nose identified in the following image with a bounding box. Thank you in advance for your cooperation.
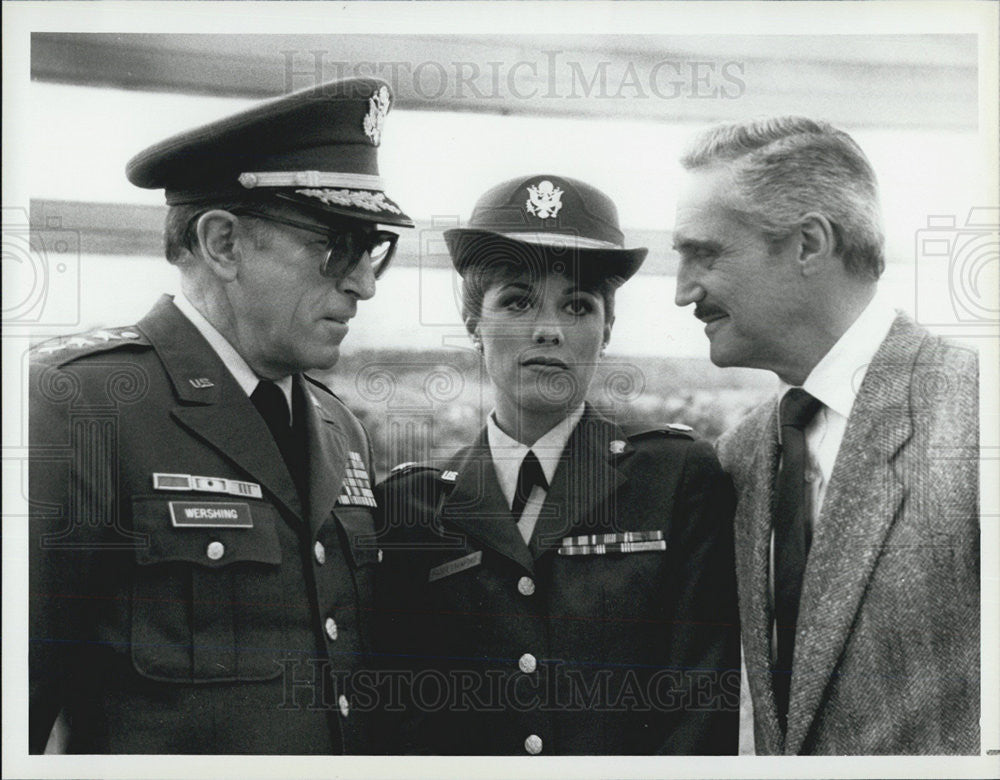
[338,254,377,300]
[674,259,705,308]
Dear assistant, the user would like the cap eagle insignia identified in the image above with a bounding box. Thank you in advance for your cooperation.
[525,180,564,219]
[363,86,391,145]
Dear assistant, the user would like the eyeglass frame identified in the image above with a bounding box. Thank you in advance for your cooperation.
[231,207,399,280]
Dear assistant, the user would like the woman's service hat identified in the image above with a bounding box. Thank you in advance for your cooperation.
[126,77,413,227]
[444,175,647,284]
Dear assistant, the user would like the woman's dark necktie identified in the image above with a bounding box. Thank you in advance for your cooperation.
[511,450,548,522]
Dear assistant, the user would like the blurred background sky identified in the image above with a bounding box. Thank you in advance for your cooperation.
[11,31,997,362]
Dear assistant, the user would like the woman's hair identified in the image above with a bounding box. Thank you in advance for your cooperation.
[460,252,619,336]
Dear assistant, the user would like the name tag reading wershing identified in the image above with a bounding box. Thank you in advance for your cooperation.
[169,501,254,528]
[428,551,483,582]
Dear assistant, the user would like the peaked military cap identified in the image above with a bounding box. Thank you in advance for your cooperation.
[444,174,647,285]
[126,77,413,227]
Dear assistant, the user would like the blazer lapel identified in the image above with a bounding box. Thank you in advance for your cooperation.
[529,407,627,559]
[731,401,785,754]
[439,430,535,574]
[138,296,303,520]
[299,377,351,537]
[785,314,920,753]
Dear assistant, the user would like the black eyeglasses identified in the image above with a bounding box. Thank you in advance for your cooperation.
[233,208,399,279]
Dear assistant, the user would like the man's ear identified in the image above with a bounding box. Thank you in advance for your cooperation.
[194,210,242,282]
[797,212,836,277]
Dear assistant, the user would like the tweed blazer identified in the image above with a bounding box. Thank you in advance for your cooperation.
[718,313,979,755]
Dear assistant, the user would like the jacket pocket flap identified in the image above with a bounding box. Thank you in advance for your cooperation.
[332,506,379,567]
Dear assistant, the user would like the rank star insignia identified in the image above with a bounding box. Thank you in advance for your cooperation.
[363,85,391,145]
[526,180,564,219]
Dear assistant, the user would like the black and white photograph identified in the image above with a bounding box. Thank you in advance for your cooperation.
[3,2,998,778]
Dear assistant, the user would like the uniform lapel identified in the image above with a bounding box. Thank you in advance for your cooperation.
[299,376,351,537]
[731,402,785,754]
[785,314,919,753]
[138,296,303,520]
[529,407,627,559]
[439,430,535,573]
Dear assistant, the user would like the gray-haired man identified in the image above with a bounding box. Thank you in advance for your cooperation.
[672,116,979,755]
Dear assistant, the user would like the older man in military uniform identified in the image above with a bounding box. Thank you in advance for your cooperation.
[29,77,411,754]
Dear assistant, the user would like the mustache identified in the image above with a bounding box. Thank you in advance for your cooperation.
[694,304,727,322]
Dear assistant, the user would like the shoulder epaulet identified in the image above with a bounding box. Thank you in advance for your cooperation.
[383,462,444,483]
[626,423,697,442]
[31,326,150,365]
[389,461,441,478]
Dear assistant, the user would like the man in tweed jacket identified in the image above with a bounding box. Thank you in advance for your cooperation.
[671,116,979,755]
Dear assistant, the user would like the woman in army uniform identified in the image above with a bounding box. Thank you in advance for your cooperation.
[374,175,739,755]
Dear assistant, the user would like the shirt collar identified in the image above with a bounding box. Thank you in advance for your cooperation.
[780,296,897,419]
[486,404,586,503]
[173,293,293,409]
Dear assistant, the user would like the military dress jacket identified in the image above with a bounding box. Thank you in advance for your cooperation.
[29,295,381,754]
[718,313,980,755]
[374,407,740,755]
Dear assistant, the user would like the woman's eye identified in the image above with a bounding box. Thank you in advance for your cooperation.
[502,296,532,312]
[564,299,594,316]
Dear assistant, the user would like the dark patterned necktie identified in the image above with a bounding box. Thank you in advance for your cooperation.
[772,387,823,731]
[511,450,548,522]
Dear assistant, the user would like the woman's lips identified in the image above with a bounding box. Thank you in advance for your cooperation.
[521,357,569,370]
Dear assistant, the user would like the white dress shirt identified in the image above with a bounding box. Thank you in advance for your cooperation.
[778,297,897,524]
[486,404,586,544]
[173,293,293,419]
[764,298,897,667]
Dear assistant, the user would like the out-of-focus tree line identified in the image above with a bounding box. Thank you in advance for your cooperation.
[321,348,776,481]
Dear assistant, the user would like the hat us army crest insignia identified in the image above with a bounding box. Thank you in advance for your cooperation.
[363,85,391,145]
[525,180,564,219]
[445,174,648,284]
